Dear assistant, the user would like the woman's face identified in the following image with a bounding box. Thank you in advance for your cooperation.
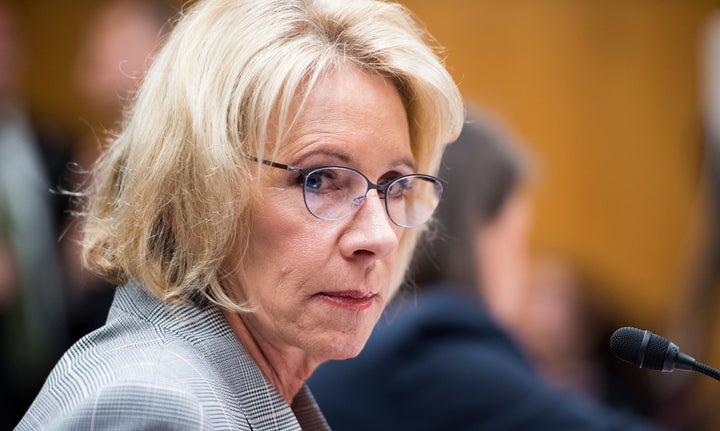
[238,66,412,363]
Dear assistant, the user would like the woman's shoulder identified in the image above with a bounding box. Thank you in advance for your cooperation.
[16,284,256,430]
[17,377,212,430]
[16,334,248,430]
[70,283,240,375]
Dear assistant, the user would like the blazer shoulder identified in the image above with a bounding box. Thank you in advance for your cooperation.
[18,379,248,430]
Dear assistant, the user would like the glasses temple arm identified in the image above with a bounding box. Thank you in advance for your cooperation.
[244,155,302,173]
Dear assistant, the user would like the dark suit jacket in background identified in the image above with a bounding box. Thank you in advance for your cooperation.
[309,284,662,431]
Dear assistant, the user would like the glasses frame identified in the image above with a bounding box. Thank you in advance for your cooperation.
[246,156,445,228]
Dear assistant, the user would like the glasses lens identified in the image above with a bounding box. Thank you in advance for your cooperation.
[303,167,368,220]
[385,175,443,228]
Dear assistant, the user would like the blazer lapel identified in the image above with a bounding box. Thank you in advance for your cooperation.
[115,283,310,430]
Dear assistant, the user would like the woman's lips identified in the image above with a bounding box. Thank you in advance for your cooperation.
[317,290,377,311]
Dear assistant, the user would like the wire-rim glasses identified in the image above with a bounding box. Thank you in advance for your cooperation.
[247,156,445,228]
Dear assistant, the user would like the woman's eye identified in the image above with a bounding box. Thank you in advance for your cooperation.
[304,169,337,193]
[387,177,411,199]
[305,173,324,191]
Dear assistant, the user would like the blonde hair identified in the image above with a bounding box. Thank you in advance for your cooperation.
[81,0,464,311]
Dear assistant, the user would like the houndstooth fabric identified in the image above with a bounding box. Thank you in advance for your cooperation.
[15,283,331,430]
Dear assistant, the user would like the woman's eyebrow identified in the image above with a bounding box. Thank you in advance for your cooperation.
[293,148,416,172]
[390,157,417,172]
[292,148,352,166]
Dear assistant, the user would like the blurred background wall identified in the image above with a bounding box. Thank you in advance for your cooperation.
[396,0,718,329]
[8,0,719,339]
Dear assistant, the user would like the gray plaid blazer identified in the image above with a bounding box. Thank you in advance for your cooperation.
[15,283,331,430]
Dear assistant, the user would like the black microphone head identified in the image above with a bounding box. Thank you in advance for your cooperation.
[611,326,702,374]
[610,326,672,371]
[610,327,646,366]
[643,332,672,370]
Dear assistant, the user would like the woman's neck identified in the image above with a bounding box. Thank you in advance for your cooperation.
[221,309,318,404]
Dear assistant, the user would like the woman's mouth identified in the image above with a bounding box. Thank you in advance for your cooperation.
[317,290,377,311]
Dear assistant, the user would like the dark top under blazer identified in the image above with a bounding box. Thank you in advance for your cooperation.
[16,283,330,431]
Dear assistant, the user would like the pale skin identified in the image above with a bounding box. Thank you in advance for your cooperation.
[222,65,413,404]
[475,188,533,333]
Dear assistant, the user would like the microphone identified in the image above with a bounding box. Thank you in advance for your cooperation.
[610,326,720,382]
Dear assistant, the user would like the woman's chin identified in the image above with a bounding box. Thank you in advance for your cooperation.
[311,330,374,362]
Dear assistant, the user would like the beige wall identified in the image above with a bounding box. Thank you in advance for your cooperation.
[13,1,99,127]
[401,0,719,328]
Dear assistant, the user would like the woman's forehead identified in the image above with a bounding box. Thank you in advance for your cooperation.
[269,66,411,162]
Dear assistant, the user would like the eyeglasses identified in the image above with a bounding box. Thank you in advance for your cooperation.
[248,156,445,228]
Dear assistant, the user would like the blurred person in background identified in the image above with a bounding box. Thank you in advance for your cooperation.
[309,110,663,430]
[515,252,657,417]
[516,254,599,395]
[62,0,177,342]
[0,1,72,428]
[74,0,177,133]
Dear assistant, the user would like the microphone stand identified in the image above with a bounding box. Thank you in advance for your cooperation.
[692,362,720,382]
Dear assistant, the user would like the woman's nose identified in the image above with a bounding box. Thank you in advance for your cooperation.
[339,190,400,260]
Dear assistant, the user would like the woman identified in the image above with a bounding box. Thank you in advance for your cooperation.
[16,0,463,429]
[309,113,661,430]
